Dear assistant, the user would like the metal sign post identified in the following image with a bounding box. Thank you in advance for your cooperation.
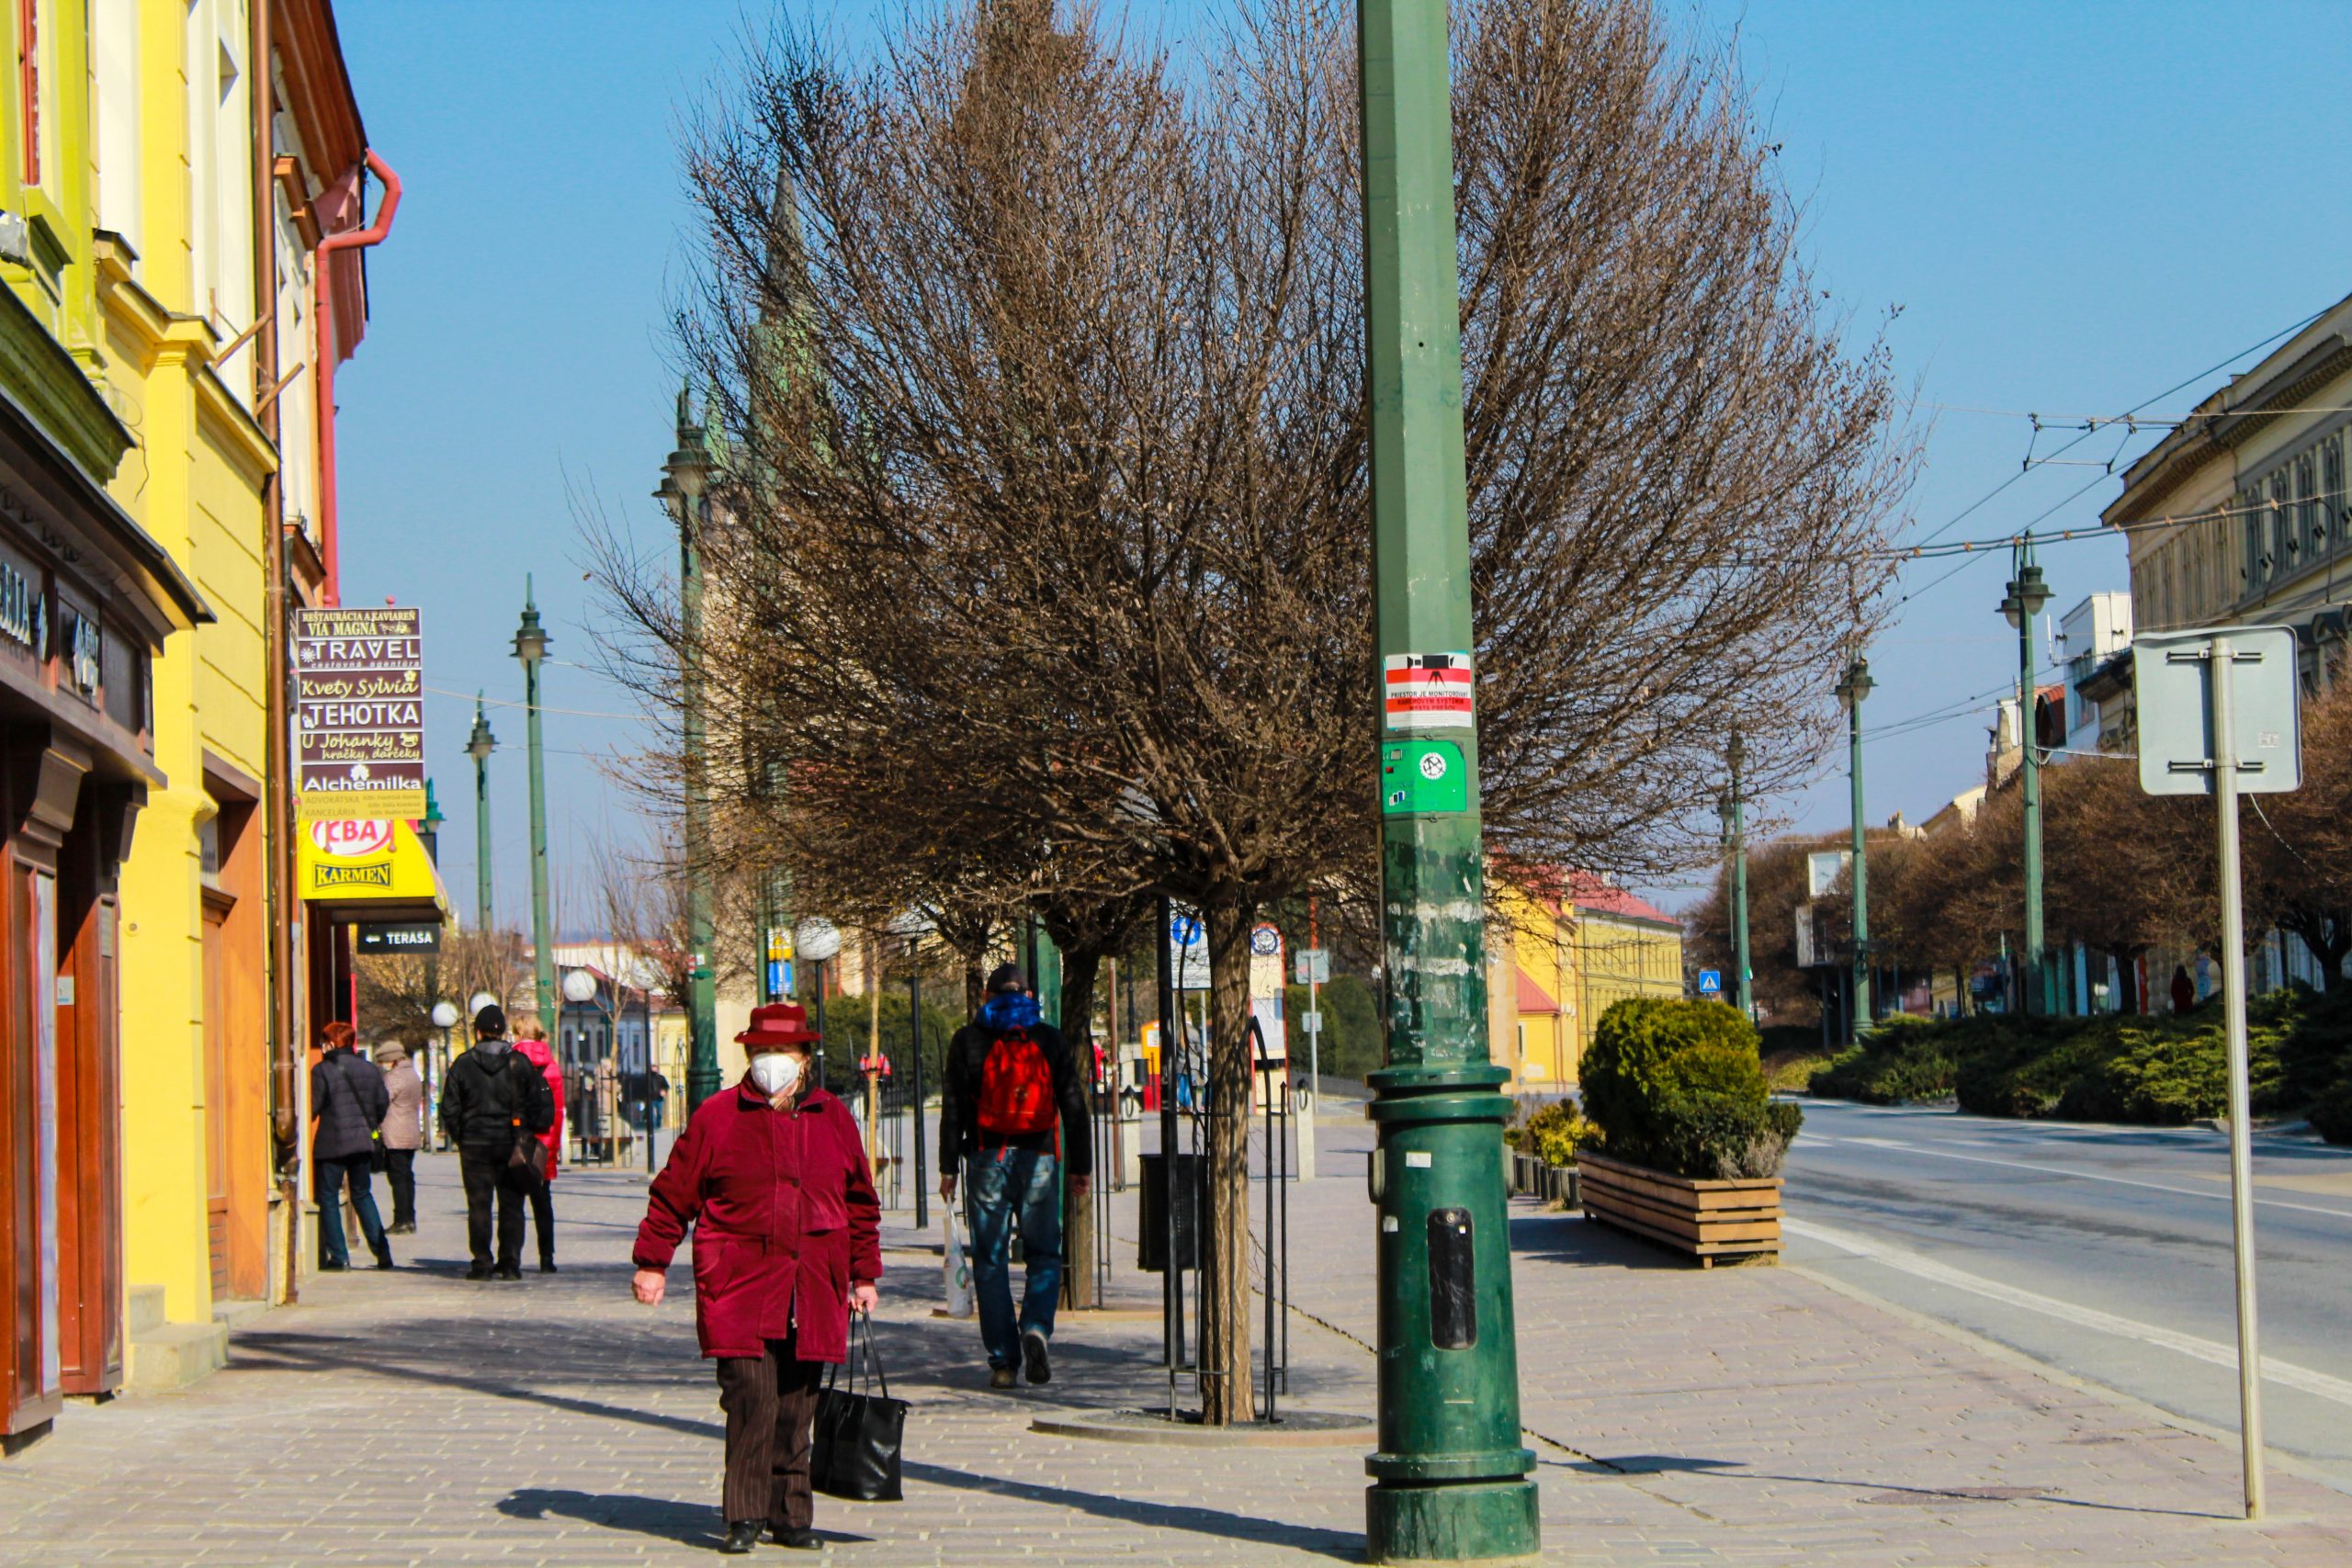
[2134,624,2301,1521]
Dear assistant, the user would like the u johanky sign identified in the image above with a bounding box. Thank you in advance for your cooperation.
[294,608,425,822]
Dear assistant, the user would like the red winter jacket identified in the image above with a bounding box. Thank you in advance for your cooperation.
[632,1083,882,1362]
[514,1038,565,1180]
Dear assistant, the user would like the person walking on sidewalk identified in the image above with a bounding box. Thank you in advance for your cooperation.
[938,964,1091,1390]
[311,1021,393,1272]
[513,1016,567,1272]
[376,1039,426,1235]
[631,1003,881,1554]
[439,1005,556,1281]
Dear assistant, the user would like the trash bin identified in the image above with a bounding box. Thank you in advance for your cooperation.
[1137,1151,1204,1273]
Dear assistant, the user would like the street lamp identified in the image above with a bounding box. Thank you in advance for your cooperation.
[657,386,721,1112]
[797,917,842,1093]
[514,581,556,1027]
[562,966,603,1164]
[2000,545,2053,1015]
[1724,730,1751,1021]
[466,694,497,931]
[429,1000,460,1152]
[1835,657,1875,1041]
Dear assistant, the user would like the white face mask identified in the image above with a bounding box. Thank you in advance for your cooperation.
[749,1053,803,1097]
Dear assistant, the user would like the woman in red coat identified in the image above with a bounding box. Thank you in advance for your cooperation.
[513,1018,565,1271]
[632,1003,881,1554]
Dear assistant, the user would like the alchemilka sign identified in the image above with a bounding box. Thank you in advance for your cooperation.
[294,608,426,822]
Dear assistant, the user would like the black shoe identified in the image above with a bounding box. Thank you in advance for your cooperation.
[466,1266,494,1281]
[772,1526,823,1550]
[389,1222,415,1235]
[537,1258,558,1273]
[989,1365,1017,1390]
[718,1520,763,1555]
[492,1266,523,1281]
[319,1260,348,1273]
[375,1256,396,1271]
[1022,1328,1052,1385]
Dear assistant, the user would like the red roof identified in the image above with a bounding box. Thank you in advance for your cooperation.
[1515,970,1559,1014]
[1567,872,1674,926]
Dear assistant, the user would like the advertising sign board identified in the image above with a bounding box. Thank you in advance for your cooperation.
[295,607,425,822]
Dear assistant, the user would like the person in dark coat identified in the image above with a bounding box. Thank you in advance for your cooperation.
[937,964,1091,1389]
[438,1005,556,1280]
[2171,964,2197,1016]
[633,1002,881,1554]
[311,1020,393,1271]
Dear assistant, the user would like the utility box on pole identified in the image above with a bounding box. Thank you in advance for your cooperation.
[1357,2,1538,1559]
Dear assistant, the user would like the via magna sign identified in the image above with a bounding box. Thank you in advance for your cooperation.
[295,607,426,822]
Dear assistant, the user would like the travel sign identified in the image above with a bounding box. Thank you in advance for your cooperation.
[294,607,426,822]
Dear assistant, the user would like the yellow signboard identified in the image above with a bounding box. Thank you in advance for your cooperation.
[299,817,447,910]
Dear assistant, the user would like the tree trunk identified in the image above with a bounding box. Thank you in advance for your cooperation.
[1058,943,1103,1311]
[1198,901,1257,1424]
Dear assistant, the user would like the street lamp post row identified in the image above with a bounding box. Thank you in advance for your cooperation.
[514,580,555,1026]
[2000,544,2053,1016]
[1835,656,1875,1041]
[466,695,497,932]
[657,387,722,1112]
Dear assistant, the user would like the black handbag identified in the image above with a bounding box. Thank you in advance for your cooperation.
[812,1312,906,1502]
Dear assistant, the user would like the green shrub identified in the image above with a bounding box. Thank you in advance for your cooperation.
[2310,1076,2352,1145]
[1582,998,1800,1180]
[1510,1100,1599,1166]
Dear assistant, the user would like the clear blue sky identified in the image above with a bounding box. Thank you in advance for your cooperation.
[328,1,2352,928]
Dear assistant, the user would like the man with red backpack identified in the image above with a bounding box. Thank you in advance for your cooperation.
[939,964,1092,1389]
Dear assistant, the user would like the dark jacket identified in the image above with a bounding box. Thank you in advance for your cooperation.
[633,1084,882,1362]
[938,1006,1092,1177]
[438,1038,556,1155]
[311,1046,390,1162]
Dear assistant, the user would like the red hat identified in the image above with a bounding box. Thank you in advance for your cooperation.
[737,1001,820,1051]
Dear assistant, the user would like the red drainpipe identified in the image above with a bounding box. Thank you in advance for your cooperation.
[312,148,401,607]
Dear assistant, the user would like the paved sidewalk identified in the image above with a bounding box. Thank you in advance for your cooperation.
[0,1127,2346,1565]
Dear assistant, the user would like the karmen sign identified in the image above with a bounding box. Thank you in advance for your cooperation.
[294,607,425,822]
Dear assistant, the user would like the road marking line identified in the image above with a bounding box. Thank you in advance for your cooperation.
[1785,1216,2352,1410]
[1792,1138,2352,1220]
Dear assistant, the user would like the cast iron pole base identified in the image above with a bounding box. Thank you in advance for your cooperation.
[1364,1061,1539,1563]
[1367,1480,1542,1566]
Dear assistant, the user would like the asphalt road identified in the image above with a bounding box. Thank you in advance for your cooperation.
[1781,1098,2352,1494]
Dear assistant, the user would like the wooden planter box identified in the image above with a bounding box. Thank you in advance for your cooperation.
[1578,1151,1781,1268]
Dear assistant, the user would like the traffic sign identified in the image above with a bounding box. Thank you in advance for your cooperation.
[1170,905,1209,990]
[1697,969,1722,998]
[2134,626,2301,795]
[1294,947,1330,986]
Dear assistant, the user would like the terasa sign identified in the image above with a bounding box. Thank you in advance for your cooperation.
[294,607,426,822]
[1382,651,1474,729]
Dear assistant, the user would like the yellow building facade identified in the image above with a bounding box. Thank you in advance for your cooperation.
[1490,872,1687,1090]
[91,0,279,1364]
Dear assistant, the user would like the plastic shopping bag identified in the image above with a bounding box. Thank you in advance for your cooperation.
[941,1208,975,1319]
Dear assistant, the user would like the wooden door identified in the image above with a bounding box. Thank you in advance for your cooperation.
[202,897,231,1299]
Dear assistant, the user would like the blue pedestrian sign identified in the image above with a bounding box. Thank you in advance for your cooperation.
[1697,969,1723,998]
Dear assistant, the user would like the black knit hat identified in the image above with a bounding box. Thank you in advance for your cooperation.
[986,964,1028,996]
[473,1004,508,1038]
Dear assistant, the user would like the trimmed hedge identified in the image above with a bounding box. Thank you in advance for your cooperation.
[1582,998,1802,1180]
[1804,984,2352,1142]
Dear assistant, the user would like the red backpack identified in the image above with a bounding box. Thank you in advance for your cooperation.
[977,1028,1057,1136]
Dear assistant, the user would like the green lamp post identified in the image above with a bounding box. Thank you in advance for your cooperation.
[1724,729,1751,1020]
[2000,546,2052,1015]
[1835,657,1875,1040]
[466,694,497,931]
[514,581,556,1027]
[1358,3,1537,1559]
[657,388,722,1111]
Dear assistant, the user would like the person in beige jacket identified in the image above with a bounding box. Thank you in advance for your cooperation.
[377,1041,427,1235]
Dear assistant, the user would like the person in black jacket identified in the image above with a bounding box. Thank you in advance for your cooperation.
[438,1005,557,1280]
[937,964,1091,1389]
[311,1020,393,1272]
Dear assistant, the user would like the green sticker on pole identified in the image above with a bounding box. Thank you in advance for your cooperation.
[1382,739,1468,816]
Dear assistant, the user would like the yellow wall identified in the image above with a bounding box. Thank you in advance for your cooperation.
[103,3,277,1326]
[1573,912,1687,1059]
[1491,883,1579,1089]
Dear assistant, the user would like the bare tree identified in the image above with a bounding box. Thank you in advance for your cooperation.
[595,0,1912,1422]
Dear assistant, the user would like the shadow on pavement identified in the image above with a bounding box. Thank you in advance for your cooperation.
[1581,1452,2233,1521]
[1507,1210,1689,1270]
[902,1460,1363,1560]
[497,1488,724,1549]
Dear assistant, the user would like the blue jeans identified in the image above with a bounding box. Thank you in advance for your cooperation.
[966,1145,1061,1369]
[316,1152,390,1269]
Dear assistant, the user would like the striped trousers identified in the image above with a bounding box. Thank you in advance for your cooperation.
[715,1335,824,1529]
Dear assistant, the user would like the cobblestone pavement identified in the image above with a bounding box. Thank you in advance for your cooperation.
[1,1127,2347,1566]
